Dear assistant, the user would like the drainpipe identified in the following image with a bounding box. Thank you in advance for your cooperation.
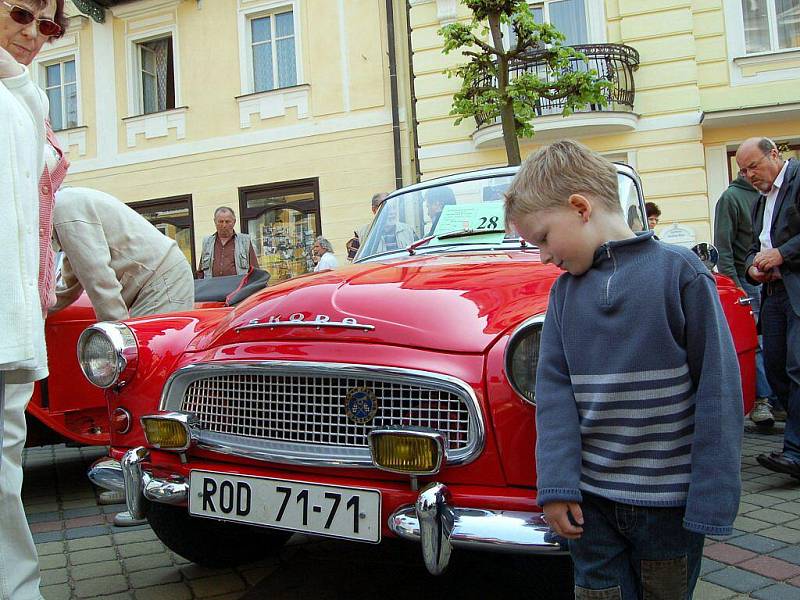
[404,1,421,183]
[386,0,404,190]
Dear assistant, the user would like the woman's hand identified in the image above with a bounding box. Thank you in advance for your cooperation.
[0,45,24,78]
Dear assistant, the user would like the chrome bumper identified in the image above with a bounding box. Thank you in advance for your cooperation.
[87,448,188,520]
[89,453,564,575]
[390,482,566,575]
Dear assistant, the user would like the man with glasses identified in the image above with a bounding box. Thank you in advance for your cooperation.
[738,138,800,478]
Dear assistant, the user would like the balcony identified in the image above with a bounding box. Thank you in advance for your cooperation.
[472,43,641,148]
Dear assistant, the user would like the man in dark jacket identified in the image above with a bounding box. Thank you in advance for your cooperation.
[739,137,800,478]
[714,174,780,427]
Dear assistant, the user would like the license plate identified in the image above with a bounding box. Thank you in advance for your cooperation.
[188,471,381,543]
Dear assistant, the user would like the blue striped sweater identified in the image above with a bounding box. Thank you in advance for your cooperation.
[534,232,744,536]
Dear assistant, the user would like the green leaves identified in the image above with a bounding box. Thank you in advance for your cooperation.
[438,0,613,161]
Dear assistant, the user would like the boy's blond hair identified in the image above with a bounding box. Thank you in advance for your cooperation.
[505,140,621,225]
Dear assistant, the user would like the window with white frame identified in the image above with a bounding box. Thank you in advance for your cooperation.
[741,0,800,54]
[44,58,78,131]
[508,0,589,47]
[137,36,175,114]
[250,9,297,92]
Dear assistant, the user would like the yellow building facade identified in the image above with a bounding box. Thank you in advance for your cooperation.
[43,0,416,281]
[408,0,800,244]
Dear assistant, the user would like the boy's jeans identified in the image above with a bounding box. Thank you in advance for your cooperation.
[741,282,778,405]
[568,493,704,600]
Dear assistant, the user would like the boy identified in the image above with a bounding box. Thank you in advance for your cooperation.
[505,140,743,599]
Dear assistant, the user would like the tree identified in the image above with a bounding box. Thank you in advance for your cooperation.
[440,0,612,165]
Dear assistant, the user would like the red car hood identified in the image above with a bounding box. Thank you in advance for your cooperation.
[193,251,560,354]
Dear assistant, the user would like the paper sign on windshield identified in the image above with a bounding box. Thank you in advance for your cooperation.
[429,202,506,245]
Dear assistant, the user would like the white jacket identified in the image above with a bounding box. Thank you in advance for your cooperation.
[0,67,47,382]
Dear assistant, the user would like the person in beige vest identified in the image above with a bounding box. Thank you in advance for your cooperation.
[51,187,194,321]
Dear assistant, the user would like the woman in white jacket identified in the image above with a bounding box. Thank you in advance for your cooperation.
[0,1,67,598]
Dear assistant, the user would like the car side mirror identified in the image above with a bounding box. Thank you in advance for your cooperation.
[691,243,718,270]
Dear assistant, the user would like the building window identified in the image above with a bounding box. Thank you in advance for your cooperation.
[508,0,589,47]
[250,9,297,92]
[138,37,175,114]
[45,59,78,131]
[741,0,800,54]
[240,179,320,283]
[129,195,195,269]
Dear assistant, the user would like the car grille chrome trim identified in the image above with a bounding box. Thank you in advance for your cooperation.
[160,361,485,467]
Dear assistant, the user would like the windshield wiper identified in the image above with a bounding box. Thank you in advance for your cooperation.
[406,228,507,255]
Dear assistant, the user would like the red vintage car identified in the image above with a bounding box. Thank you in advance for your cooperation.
[27,274,268,447]
[82,165,757,575]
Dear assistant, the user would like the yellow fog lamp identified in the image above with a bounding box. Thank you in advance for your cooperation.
[368,427,445,475]
[141,413,196,450]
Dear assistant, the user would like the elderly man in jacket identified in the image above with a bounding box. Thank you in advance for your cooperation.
[197,207,258,278]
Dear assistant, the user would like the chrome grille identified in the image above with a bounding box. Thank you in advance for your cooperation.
[180,372,472,451]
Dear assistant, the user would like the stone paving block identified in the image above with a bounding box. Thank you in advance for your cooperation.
[61,498,98,510]
[134,583,193,600]
[62,506,102,519]
[32,530,64,544]
[704,543,759,565]
[739,555,800,580]
[110,522,152,534]
[746,508,798,525]
[35,541,65,556]
[733,515,773,533]
[67,534,113,551]
[65,514,106,529]
[770,545,800,566]
[740,494,786,508]
[70,547,117,565]
[128,566,183,588]
[118,540,166,558]
[101,503,127,514]
[693,580,738,600]
[758,526,800,544]
[188,573,247,598]
[772,501,800,516]
[727,533,788,554]
[39,553,68,570]
[782,518,800,531]
[123,552,174,573]
[40,583,71,600]
[30,521,62,534]
[27,510,61,524]
[761,488,800,501]
[113,529,157,544]
[700,558,727,576]
[751,583,800,600]
[71,559,123,581]
[65,524,111,540]
[74,575,129,599]
[39,568,68,586]
[703,566,776,593]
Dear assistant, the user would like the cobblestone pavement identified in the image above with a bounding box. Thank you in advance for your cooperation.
[22,424,800,599]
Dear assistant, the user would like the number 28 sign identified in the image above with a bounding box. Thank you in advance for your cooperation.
[429,201,506,246]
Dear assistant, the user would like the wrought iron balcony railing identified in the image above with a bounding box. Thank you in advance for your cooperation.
[474,43,640,128]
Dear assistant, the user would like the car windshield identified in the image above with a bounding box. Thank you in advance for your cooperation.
[356,170,645,261]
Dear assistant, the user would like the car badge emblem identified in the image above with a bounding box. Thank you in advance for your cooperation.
[344,387,379,425]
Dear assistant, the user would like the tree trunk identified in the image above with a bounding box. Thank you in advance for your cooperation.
[488,13,522,166]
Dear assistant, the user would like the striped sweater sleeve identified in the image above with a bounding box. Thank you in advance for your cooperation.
[681,272,743,535]
[535,284,583,506]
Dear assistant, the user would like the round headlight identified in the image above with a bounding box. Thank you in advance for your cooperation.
[78,323,138,389]
[504,315,545,405]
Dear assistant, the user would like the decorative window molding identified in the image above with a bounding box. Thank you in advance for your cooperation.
[123,106,188,148]
[237,0,303,96]
[32,39,83,134]
[723,0,800,86]
[236,84,311,128]
[55,126,89,157]
[110,0,182,19]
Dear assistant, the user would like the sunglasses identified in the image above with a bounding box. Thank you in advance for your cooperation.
[3,2,62,37]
